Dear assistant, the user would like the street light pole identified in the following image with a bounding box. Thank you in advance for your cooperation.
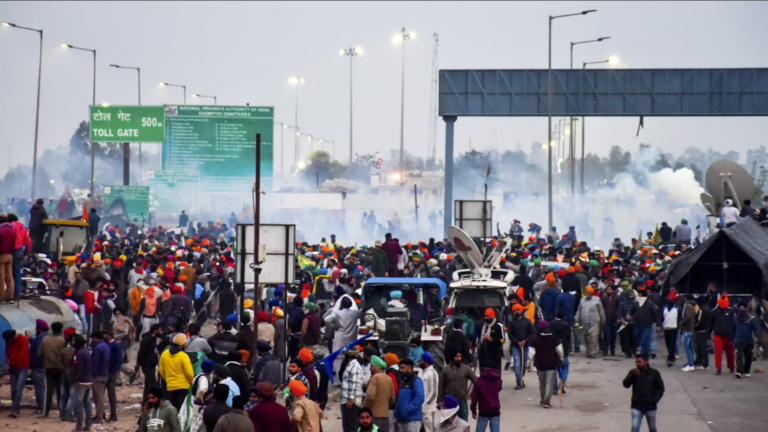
[547,10,596,231]
[110,64,141,185]
[63,43,97,198]
[340,47,362,164]
[160,82,186,104]
[569,36,609,195]
[192,94,217,105]
[581,59,611,193]
[3,22,44,199]
[275,122,291,175]
[289,76,305,164]
[395,28,414,176]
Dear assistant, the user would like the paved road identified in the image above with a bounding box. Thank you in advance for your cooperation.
[322,336,768,431]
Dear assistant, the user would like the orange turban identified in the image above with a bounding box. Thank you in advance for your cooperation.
[557,269,567,277]
[717,294,729,309]
[485,308,496,319]
[547,278,557,287]
[239,350,250,363]
[385,353,400,367]
[298,348,313,364]
[289,380,307,396]
[545,272,555,281]
[567,266,575,273]
[575,263,583,272]
[585,286,595,295]
[179,275,188,282]
[516,287,525,301]
[512,304,524,313]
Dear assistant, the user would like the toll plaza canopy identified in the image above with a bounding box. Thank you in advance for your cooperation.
[665,218,768,296]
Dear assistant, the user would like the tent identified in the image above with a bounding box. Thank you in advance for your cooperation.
[664,218,768,295]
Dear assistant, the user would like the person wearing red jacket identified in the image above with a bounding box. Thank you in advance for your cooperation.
[84,279,105,340]
[3,330,30,418]
[7,214,30,300]
[0,213,14,302]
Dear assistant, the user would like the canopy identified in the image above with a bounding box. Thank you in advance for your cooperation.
[664,218,768,295]
[362,277,447,300]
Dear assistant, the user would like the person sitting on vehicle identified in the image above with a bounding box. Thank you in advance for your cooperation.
[388,290,405,309]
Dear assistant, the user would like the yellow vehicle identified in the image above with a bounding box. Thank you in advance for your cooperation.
[40,219,90,260]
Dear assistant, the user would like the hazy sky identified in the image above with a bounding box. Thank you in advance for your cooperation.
[2,1,768,177]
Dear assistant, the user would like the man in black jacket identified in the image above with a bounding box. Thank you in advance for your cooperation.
[630,289,658,359]
[135,323,162,405]
[444,319,472,366]
[659,222,673,243]
[476,309,505,373]
[506,304,535,389]
[623,354,664,432]
[28,198,48,253]
[693,296,711,370]
[225,351,250,396]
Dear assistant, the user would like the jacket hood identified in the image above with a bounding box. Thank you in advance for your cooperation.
[169,345,182,355]
[480,367,501,381]
[725,199,733,207]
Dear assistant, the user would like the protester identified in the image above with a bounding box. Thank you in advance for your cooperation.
[393,358,424,432]
[213,395,254,432]
[213,365,240,407]
[507,304,534,389]
[91,331,110,424]
[204,385,232,432]
[623,355,665,432]
[226,351,251,396]
[254,340,282,387]
[140,387,182,432]
[732,302,759,378]
[575,286,605,359]
[137,323,163,405]
[477,309,504,372]
[470,366,501,432]
[103,330,124,422]
[72,334,93,432]
[710,294,735,375]
[527,321,564,409]
[362,355,396,432]
[290,380,322,432]
[3,330,29,418]
[419,352,439,432]
[159,333,195,410]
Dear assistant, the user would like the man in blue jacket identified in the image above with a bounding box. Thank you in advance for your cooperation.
[539,283,560,321]
[90,332,111,425]
[394,358,424,432]
[103,331,123,422]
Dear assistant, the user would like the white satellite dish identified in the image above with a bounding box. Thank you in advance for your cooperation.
[704,160,755,214]
[447,225,484,271]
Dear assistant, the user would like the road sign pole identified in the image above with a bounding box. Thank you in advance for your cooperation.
[252,133,262,375]
[123,142,130,185]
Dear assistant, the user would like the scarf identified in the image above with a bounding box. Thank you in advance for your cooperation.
[481,319,496,340]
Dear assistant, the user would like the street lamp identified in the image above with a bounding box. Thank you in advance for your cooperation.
[569,36,609,195]
[580,58,615,193]
[394,28,415,174]
[160,82,186,104]
[289,76,305,164]
[340,47,362,164]
[274,122,294,176]
[62,42,97,198]
[547,9,596,231]
[192,93,217,105]
[3,22,43,199]
[323,140,336,161]
[110,64,141,179]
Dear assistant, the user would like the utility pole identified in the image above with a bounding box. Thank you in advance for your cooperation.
[428,33,439,166]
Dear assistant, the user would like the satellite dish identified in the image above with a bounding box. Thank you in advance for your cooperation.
[700,192,716,216]
[447,225,484,271]
[704,160,754,214]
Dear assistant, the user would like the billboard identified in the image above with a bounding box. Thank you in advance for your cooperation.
[161,105,273,193]
[103,185,150,224]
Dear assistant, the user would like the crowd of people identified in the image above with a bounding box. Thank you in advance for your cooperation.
[1,197,767,432]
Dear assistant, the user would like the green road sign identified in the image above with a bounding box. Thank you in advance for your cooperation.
[146,170,200,216]
[102,185,150,224]
[161,105,273,193]
[89,105,166,143]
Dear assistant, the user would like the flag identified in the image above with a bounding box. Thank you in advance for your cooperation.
[296,252,312,269]
[284,333,373,387]
[486,163,491,178]
[653,224,662,246]
[350,242,357,255]
[82,202,89,223]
